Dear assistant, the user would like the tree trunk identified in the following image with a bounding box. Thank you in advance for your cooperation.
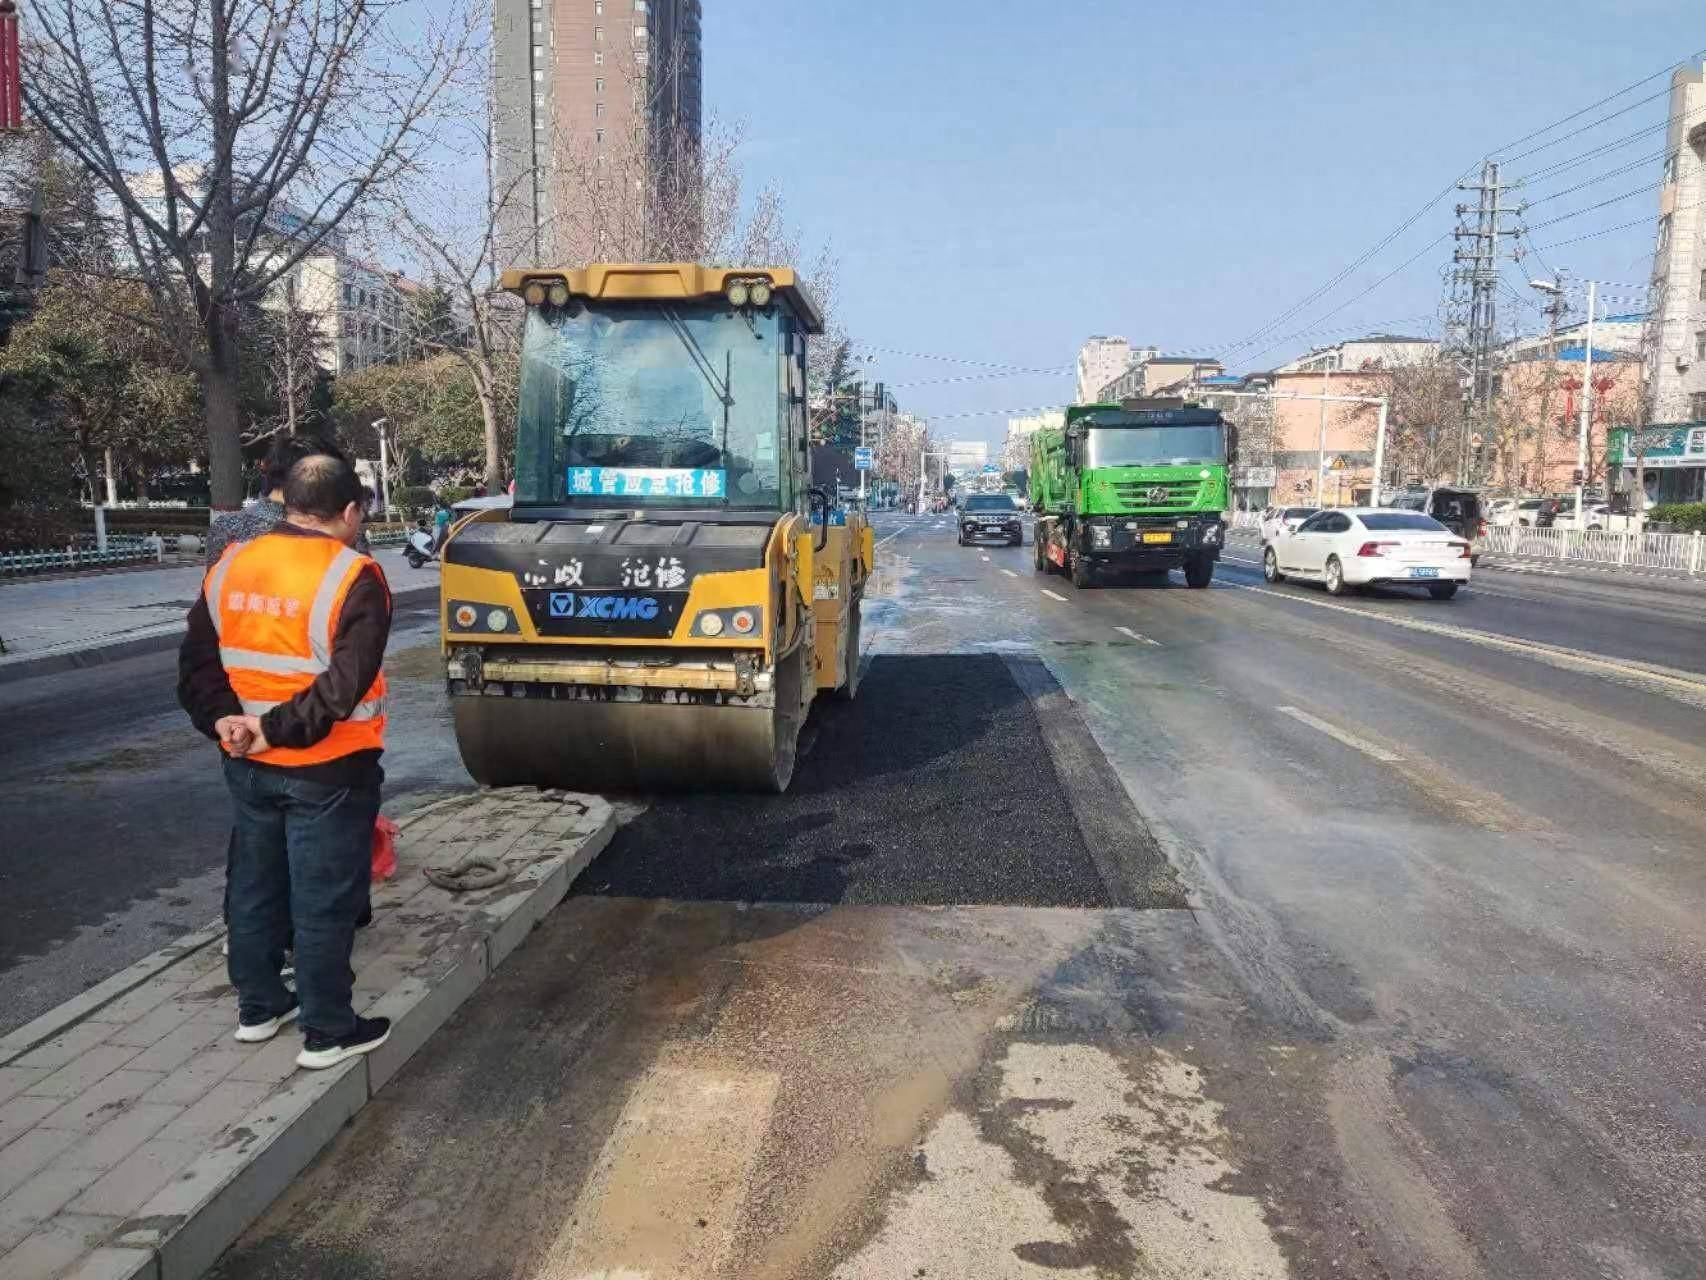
[477,366,503,494]
[202,307,246,510]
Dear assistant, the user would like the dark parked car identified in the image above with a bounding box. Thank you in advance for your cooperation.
[958,493,1023,547]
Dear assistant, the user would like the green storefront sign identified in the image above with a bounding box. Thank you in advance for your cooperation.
[1607,424,1706,470]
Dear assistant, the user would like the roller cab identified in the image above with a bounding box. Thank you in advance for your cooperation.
[442,264,871,792]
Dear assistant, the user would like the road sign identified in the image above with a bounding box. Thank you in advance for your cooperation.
[853,447,873,471]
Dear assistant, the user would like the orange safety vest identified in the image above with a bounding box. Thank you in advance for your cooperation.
[203,531,388,766]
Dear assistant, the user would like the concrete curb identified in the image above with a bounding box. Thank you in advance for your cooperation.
[0,585,440,686]
[0,789,615,1280]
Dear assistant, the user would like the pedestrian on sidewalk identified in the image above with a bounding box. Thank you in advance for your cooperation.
[206,433,370,565]
[178,455,394,1070]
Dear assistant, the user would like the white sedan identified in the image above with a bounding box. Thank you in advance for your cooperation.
[1263,508,1472,599]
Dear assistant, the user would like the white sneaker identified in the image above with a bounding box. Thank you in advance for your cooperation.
[235,1001,299,1043]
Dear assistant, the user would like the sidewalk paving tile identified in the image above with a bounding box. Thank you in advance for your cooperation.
[0,1068,51,1108]
[21,1048,146,1103]
[60,1246,159,1280]
[68,1140,203,1219]
[0,1213,125,1278]
[36,1072,167,1134]
[0,1127,82,1201]
[55,1105,183,1173]
[0,1096,63,1149]
[0,789,613,1280]
[0,1161,103,1252]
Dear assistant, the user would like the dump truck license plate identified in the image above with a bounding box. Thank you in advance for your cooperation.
[1141,531,1172,544]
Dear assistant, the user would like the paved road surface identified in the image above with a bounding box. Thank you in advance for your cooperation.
[200,512,1706,1280]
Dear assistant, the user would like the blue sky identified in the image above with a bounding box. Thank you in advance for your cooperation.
[705,1,1704,447]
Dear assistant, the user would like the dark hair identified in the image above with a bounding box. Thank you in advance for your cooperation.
[262,433,348,491]
[283,455,363,520]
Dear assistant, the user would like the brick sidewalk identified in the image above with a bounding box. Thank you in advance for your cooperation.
[0,789,614,1280]
[0,554,441,681]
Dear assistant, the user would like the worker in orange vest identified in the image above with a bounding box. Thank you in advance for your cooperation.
[178,455,392,1070]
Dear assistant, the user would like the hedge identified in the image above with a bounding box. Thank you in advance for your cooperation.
[1647,502,1706,533]
[392,486,436,519]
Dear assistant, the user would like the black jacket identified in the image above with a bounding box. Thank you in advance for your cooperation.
[178,524,391,787]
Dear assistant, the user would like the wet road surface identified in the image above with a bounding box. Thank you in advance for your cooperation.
[18,511,1706,1278]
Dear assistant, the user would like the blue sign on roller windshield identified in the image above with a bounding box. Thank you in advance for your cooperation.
[566,467,726,499]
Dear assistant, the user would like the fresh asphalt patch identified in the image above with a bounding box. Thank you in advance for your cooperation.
[577,653,1182,909]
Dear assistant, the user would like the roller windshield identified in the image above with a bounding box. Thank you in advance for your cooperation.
[513,302,786,509]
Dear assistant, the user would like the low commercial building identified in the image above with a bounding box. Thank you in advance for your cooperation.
[1097,354,1223,403]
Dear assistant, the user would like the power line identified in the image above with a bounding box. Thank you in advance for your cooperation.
[1487,47,1704,158]
[1524,181,1663,232]
[1520,150,1668,205]
[1526,196,1703,253]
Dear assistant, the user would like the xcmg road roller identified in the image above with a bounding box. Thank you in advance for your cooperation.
[440,263,872,792]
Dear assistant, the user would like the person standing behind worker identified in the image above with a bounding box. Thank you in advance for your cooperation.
[206,434,370,565]
[178,455,393,1069]
[430,499,452,554]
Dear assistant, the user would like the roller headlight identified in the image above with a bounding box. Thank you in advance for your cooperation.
[547,281,570,307]
[726,280,750,307]
[486,608,510,632]
[522,281,547,307]
[697,612,724,636]
[748,281,772,306]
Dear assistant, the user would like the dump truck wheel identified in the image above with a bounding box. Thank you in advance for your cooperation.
[1069,549,1094,589]
[1184,556,1214,588]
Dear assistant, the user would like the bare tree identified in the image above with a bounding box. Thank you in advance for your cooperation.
[259,274,329,438]
[21,0,476,507]
[1350,359,1465,487]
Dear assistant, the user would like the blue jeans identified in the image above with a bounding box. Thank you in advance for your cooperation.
[223,758,379,1040]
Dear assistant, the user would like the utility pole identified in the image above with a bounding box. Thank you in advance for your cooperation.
[1529,273,1568,494]
[1447,160,1522,485]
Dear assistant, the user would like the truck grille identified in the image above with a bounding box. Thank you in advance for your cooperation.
[1110,480,1203,507]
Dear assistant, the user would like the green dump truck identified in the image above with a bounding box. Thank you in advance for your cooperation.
[1030,401,1233,588]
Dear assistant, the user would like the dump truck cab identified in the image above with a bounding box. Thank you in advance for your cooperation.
[441,263,872,792]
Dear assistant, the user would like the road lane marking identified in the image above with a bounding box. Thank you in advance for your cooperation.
[980,554,990,561]
[1220,555,1263,567]
[1236,584,1706,699]
[1041,589,1069,602]
[876,529,907,547]
[1113,626,1161,647]
[1000,569,1019,578]
[1276,705,1403,762]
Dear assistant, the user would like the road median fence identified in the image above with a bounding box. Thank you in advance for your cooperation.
[1482,525,1704,575]
[1227,512,1705,576]
[2,522,409,579]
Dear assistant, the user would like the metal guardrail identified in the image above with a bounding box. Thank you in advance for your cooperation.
[1483,525,1705,575]
[0,535,164,577]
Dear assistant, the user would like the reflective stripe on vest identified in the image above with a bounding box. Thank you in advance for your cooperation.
[206,532,387,767]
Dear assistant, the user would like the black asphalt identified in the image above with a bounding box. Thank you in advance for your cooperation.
[577,652,1179,909]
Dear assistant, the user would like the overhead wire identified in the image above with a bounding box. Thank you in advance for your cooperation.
[1210,49,1701,369]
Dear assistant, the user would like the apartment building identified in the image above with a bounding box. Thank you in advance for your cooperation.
[1643,60,1706,425]
[492,0,703,265]
[1097,354,1223,402]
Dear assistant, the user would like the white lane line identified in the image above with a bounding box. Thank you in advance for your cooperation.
[1276,705,1403,763]
[1001,569,1019,578]
[1234,583,1706,698]
[1220,555,1263,567]
[876,529,907,547]
[1041,589,1069,602]
[980,554,991,561]
[1113,626,1162,647]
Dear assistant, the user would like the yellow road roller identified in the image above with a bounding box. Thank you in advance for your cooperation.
[440,263,873,792]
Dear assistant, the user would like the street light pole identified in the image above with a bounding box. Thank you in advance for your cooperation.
[1371,398,1390,508]
[1575,279,1596,530]
[373,418,392,519]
